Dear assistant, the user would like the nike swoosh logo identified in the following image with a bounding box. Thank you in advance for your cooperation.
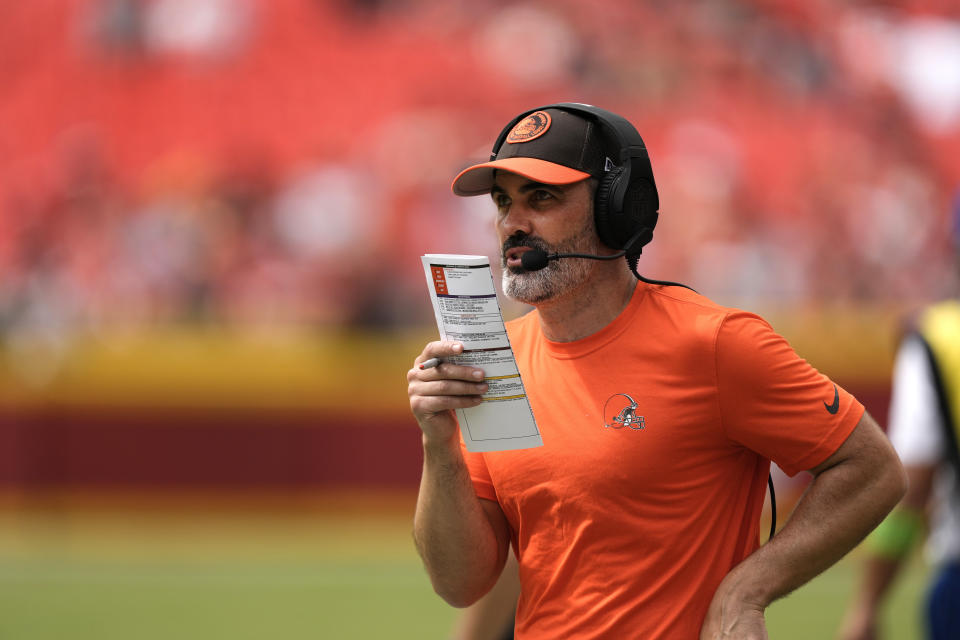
[824,384,839,415]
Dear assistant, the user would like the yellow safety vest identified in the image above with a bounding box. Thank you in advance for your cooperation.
[919,300,960,450]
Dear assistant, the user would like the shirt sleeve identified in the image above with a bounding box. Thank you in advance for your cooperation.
[460,440,498,502]
[715,312,864,477]
[888,335,945,465]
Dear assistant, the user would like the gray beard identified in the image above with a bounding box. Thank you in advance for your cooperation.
[501,223,599,304]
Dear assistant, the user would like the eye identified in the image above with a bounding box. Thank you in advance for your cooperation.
[493,193,511,210]
[530,189,556,205]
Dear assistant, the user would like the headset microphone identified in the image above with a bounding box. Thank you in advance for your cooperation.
[521,246,629,271]
[519,228,649,272]
[517,227,696,293]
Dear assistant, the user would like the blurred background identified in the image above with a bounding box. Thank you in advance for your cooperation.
[0,0,958,637]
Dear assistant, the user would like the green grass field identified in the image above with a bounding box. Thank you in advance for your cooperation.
[0,492,931,639]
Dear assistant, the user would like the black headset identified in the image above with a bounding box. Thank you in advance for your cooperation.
[489,102,660,258]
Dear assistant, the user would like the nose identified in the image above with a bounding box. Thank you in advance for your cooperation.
[498,201,534,238]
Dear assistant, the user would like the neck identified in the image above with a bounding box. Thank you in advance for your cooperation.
[534,263,638,342]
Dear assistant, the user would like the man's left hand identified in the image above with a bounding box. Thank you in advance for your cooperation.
[699,591,768,640]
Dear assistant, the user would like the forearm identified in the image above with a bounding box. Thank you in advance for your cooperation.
[414,436,507,607]
[701,414,906,639]
[408,341,508,607]
[718,457,906,609]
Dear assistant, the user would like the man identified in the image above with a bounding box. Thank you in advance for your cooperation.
[408,103,907,639]
[839,297,960,639]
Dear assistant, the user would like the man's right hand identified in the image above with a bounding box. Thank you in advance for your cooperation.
[407,341,487,446]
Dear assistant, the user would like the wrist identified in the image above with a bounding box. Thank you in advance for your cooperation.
[422,431,462,456]
[713,566,772,612]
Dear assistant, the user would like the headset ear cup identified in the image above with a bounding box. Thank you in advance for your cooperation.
[594,168,658,252]
[593,167,625,249]
[623,178,658,252]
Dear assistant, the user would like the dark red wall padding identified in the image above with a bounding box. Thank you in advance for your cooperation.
[0,407,424,489]
[0,382,889,490]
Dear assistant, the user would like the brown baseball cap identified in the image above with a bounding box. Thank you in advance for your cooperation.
[452,108,614,196]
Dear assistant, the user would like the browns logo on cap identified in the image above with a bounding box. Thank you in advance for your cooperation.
[451,107,607,196]
[505,111,551,144]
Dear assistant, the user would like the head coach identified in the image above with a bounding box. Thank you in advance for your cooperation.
[407,103,907,639]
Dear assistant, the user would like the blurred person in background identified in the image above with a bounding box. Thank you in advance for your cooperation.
[839,198,960,640]
[408,103,906,639]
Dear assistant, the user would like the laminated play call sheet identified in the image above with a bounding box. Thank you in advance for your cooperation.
[421,254,542,452]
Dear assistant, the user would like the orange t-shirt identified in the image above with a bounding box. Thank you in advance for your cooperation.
[462,282,863,639]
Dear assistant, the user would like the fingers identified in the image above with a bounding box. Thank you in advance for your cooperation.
[413,362,485,383]
[408,341,487,418]
[409,372,488,408]
[413,340,464,369]
[409,341,485,384]
[410,388,486,418]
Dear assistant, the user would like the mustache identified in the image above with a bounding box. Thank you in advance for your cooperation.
[501,233,550,258]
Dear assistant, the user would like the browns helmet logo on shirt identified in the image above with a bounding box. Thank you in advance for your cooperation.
[603,393,645,430]
[505,110,552,143]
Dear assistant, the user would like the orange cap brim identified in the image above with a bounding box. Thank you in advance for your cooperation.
[451,158,591,196]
